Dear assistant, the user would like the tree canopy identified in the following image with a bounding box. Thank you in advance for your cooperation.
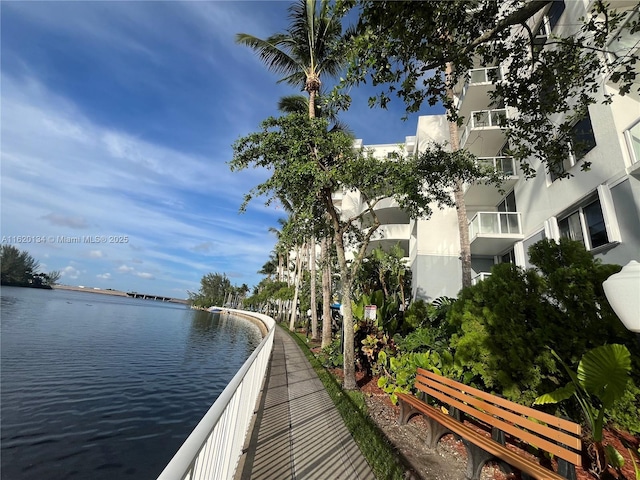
[1,245,41,286]
[230,111,485,388]
[340,0,639,177]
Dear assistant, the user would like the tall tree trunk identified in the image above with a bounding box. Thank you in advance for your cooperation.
[332,227,357,390]
[321,236,332,348]
[447,62,473,289]
[308,86,316,119]
[310,235,318,340]
[289,246,303,331]
[341,278,356,390]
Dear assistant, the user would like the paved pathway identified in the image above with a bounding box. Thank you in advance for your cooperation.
[235,327,376,480]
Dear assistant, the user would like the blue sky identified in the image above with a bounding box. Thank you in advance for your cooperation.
[1,1,435,298]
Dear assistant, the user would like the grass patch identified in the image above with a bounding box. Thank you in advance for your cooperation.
[283,325,407,480]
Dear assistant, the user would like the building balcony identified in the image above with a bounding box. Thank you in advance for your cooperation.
[468,211,523,256]
[362,198,410,226]
[367,224,410,256]
[454,66,504,120]
[459,108,509,156]
[464,156,519,206]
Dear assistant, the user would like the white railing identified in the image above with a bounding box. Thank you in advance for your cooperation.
[459,108,508,147]
[476,156,516,176]
[471,272,492,285]
[456,66,503,107]
[468,211,522,239]
[157,309,275,480]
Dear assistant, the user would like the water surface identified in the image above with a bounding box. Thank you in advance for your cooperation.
[1,287,261,480]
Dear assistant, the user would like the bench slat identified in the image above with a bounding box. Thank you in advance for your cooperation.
[397,392,569,480]
[416,377,581,451]
[420,383,582,466]
[417,369,580,434]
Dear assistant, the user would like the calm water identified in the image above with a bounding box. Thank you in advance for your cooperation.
[0,287,262,480]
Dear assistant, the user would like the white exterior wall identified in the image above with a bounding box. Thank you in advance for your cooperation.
[340,2,640,301]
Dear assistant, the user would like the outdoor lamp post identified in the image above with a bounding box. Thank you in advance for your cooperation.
[603,260,640,333]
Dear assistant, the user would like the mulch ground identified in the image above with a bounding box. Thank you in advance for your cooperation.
[303,332,638,480]
[343,367,639,480]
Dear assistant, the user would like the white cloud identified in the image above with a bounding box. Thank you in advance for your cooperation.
[135,272,155,280]
[117,265,134,273]
[97,273,111,280]
[89,250,104,258]
[60,266,81,279]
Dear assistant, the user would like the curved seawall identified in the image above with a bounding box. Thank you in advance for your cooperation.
[157,308,276,480]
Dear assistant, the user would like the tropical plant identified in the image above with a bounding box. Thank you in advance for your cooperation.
[534,345,632,478]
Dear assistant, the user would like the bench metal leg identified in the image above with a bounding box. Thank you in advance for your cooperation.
[425,417,452,449]
[557,458,577,480]
[398,400,421,425]
[463,439,496,480]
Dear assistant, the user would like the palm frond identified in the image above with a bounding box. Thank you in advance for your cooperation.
[235,33,302,79]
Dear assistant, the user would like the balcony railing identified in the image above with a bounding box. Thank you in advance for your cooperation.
[476,156,516,176]
[471,272,492,285]
[456,66,503,108]
[459,108,508,148]
[606,7,640,87]
[469,211,522,239]
[157,309,275,480]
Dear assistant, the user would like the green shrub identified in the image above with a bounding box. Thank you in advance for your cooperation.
[447,239,639,409]
[319,337,343,368]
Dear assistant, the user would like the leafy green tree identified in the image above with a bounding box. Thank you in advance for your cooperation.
[188,272,232,308]
[237,0,346,119]
[238,0,350,342]
[230,112,483,389]
[339,0,638,287]
[0,245,40,286]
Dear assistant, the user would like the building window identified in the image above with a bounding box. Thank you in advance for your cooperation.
[550,112,597,182]
[533,1,565,49]
[570,114,597,161]
[625,119,640,164]
[500,249,515,264]
[558,198,608,249]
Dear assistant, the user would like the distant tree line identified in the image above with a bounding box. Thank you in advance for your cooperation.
[0,245,61,288]
[188,272,249,309]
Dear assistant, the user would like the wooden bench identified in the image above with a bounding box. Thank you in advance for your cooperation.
[397,368,582,480]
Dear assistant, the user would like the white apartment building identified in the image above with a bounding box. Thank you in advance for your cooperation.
[348,0,640,301]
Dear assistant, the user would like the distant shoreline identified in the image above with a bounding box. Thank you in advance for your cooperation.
[53,285,129,296]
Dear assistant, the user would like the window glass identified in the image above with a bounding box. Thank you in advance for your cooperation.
[571,115,597,160]
[498,191,517,212]
[547,1,565,31]
[558,211,584,244]
[558,199,609,249]
[501,249,515,264]
[584,200,608,248]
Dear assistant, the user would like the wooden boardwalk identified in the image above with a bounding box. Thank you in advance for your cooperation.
[235,327,376,480]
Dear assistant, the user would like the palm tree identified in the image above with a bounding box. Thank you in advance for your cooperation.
[238,3,347,335]
[236,0,345,119]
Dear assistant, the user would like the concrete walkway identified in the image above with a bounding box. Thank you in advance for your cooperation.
[235,327,376,480]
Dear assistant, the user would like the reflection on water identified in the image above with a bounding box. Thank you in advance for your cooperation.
[0,287,261,480]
